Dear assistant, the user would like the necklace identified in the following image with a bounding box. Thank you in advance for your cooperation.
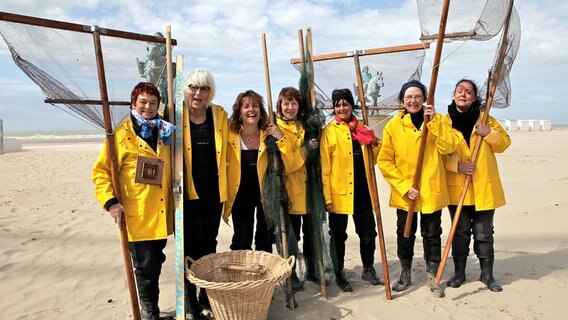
[241,131,258,143]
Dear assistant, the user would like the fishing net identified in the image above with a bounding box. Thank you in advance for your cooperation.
[298,43,336,284]
[260,133,298,304]
[293,47,427,116]
[478,4,520,109]
[0,13,172,130]
[417,0,520,108]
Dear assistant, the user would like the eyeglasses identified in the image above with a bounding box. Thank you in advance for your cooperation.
[188,84,211,93]
[404,95,424,101]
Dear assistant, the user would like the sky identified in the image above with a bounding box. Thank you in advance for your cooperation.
[0,0,567,132]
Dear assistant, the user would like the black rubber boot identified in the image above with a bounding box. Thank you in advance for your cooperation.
[306,257,318,283]
[291,272,304,292]
[392,259,412,292]
[186,283,204,320]
[447,256,467,288]
[426,261,445,298]
[141,302,160,320]
[361,266,384,285]
[336,272,353,292]
[198,288,211,309]
[480,258,503,292]
[335,261,353,292]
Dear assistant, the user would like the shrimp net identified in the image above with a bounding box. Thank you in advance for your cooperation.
[417,0,521,108]
[292,46,428,117]
[0,12,173,130]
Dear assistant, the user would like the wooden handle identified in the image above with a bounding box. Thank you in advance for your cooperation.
[219,264,267,274]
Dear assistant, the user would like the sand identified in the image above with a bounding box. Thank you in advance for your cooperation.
[1,130,567,319]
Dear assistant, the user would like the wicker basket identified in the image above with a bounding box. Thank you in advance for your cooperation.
[186,250,294,320]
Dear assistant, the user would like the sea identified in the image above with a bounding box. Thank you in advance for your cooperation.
[2,124,568,145]
[3,130,105,144]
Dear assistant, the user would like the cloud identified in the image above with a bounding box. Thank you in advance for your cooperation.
[0,0,567,131]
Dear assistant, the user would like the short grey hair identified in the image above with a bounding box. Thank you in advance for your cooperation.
[184,68,216,105]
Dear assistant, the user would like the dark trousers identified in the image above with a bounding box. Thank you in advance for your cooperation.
[448,205,495,259]
[329,207,377,269]
[290,214,314,271]
[183,198,223,304]
[183,199,223,261]
[396,209,442,263]
[129,239,167,305]
[230,198,273,252]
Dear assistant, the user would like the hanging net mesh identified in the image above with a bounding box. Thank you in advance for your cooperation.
[0,15,171,130]
[417,0,520,109]
[293,47,427,116]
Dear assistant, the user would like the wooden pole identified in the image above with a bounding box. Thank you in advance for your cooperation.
[353,52,392,300]
[165,25,175,218]
[261,32,295,310]
[297,28,328,300]
[92,27,141,320]
[0,11,176,44]
[306,28,317,109]
[290,43,429,64]
[166,26,174,122]
[403,0,451,238]
[436,0,515,284]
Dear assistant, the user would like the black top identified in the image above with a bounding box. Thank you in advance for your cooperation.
[448,100,481,147]
[352,140,372,212]
[236,149,260,201]
[409,108,425,131]
[190,107,220,202]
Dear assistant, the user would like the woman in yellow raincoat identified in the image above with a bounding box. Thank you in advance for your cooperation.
[92,82,174,319]
[182,68,229,312]
[273,87,320,291]
[442,79,511,292]
[320,88,382,292]
[224,90,282,253]
[377,80,456,298]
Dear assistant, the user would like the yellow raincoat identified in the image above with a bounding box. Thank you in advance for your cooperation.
[223,129,269,223]
[92,118,173,242]
[276,118,307,214]
[443,113,511,210]
[377,111,457,213]
[320,119,380,215]
[183,104,229,202]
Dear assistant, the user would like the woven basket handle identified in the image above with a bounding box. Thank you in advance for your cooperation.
[185,256,197,278]
[286,255,295,268]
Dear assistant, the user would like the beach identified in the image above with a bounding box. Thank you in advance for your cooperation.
[1,129,567,320]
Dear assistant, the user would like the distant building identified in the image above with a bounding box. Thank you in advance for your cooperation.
[500,119,552,131]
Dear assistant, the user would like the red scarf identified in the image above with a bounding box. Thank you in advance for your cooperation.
[335,115,374,145]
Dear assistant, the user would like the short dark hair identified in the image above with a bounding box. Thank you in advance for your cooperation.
[229,90,269,132]
[454,79,479,97]
[131,82,161,107]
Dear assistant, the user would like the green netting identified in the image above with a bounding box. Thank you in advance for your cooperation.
[297,40,336,284]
